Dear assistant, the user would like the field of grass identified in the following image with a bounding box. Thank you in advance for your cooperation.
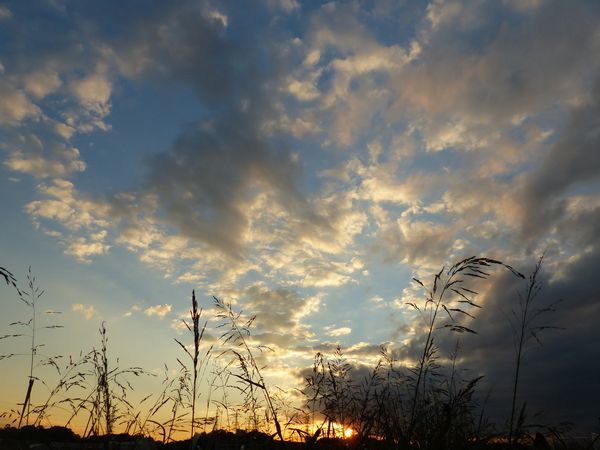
[1,259,598,450]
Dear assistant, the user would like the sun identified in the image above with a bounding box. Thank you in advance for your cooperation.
[344,428,354,439]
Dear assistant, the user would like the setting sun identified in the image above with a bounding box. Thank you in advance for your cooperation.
[1,1,599,449]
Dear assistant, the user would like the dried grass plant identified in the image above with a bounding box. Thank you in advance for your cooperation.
[174,290,212,441]
[214,295,285,441]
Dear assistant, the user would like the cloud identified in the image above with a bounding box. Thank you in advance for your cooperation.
[144,304,172,318]
[390,209,600,431]
[146,115,313,258]
[124,304,142,318]
[266,0,300,13]
[26,179,110,230]
[24,179,112,262]
[64,236,110,263]
[0,11,114,133]
[326,326,352,337]
[110,2,242,100]
[522,80,600,238]
[296,2,412,147]
[1,2,599,430]
[5,142,86,178]
[444,246,600,431]
[286,76,320,102]
[0,5,12,20]
[72,303,96,320]
[243,285,320,339]
[98,1,330,260]
[407,2,598,116]
[70,65,112,120]
[2,1,368,283]
[24,68,62,99]
[0,80,41,124]
[300,258,362,288]
[377,218,457,268]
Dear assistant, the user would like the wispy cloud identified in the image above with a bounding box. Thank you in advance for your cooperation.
[71,303,96,320]
[326,326,352,337]
[1,0,599,429]
[144,304,172,319]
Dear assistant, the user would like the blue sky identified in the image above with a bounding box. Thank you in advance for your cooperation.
[1,0,600,434]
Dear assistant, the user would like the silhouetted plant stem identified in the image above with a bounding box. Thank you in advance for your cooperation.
[191,293,199,440]
[214,296,284,442]
[0,266,19,293]
[408,272,444,440]
[14,267,60,427]
[17,378,34,428]
[18,269,39,427]
[100,324,112,435]
[508,282,531,447]
[18,286,36,428]
[407,257,524,444]
[508,255,559,446]
[174,290,209,443]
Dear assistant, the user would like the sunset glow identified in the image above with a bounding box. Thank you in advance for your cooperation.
[1,0,599,443]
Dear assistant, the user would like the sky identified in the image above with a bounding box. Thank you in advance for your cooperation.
[1,0,599,435]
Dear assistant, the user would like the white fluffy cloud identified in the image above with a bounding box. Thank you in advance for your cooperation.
[1,1,599,427]
[72,303,97,320]
[0,80,41,124]
[24,68,62,99]
[5,145,86,178]
[326,326,352,337]
[144,304,172,318]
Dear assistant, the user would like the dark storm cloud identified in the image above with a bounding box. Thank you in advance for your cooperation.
[522,81,600,238]
[437,241,600,431]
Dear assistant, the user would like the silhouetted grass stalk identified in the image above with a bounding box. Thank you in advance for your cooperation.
[3,267,64,428]
[174,290,209,441]
[214,296,285,441]
[32,352,91,427]
[407,256,524,443]
[0,266,19,293]
[508,255,560,445]
[66,323,147,438]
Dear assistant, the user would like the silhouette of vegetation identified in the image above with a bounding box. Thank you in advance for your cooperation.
[70,323,147,438]
[508,255,562,446]
[214,295,286,442]
[0,266,19,293]
[0,258,595,450]
[174,289,212,441]
[406,256,524,445]
[0,267,63,427]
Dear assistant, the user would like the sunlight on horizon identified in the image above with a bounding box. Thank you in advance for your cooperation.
[1,0,599,443]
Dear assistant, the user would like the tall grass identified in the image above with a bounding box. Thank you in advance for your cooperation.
[123,363,191,442]
[407,256,524,443]
[0,256,587,449]
[293,256,528,449]
[214,295,285,441]
[80,322,146,437]
[1,266,19,293]
[174,290,212,440]
[0,267,63,427]
[508,255,561,445]
[30,351,91,427]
